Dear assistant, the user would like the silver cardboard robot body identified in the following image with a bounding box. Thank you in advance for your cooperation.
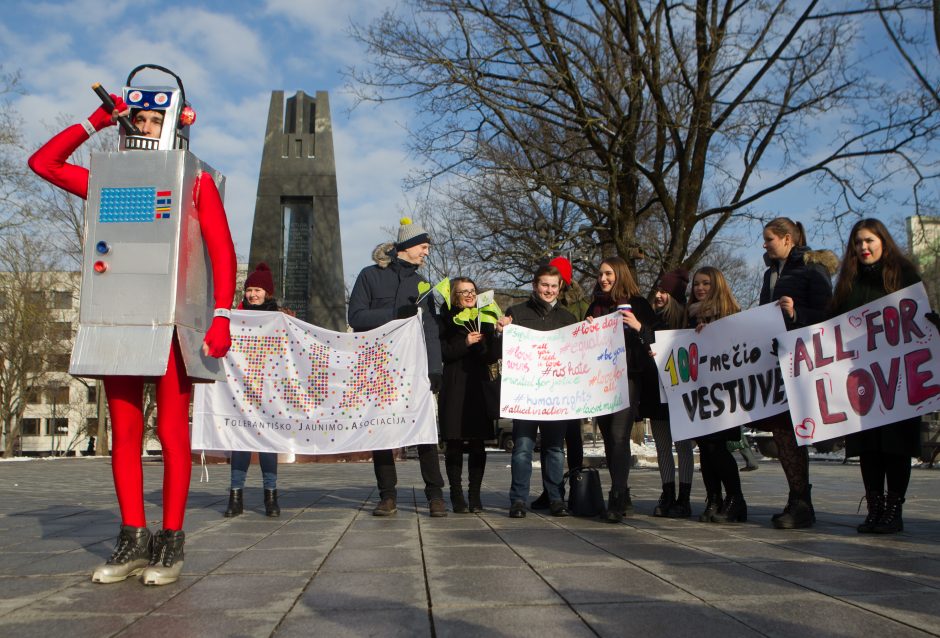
[70,149,225,381]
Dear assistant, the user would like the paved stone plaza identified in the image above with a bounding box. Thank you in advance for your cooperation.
[0,455,937,637]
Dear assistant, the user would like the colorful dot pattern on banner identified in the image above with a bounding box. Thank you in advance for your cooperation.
[277,342,330,410]
[229,334,288,409]
[337,342,398,410]
[226,327,406,422]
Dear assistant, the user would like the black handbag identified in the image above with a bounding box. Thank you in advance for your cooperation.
[565,467,605,517]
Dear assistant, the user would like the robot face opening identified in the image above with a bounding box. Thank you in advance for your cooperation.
[121,86,190,151]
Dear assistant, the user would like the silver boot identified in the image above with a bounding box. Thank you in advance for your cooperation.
[91,525,152,584]
[140,529,185,586]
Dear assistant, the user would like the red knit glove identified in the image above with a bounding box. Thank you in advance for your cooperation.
[203,316,231,358]
[87,94,129,132]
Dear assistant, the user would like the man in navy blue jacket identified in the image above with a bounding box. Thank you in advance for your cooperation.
[348,218,446,517]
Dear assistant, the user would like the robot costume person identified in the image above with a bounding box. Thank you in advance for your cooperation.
[28,65,237,586]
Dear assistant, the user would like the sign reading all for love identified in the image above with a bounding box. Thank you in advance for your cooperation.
[776,282,940,446]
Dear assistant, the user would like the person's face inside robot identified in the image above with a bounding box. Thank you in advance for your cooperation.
[132,110,164,138]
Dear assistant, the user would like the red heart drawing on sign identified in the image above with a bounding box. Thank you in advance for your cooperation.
[848,315,863,328]
[794,418,816,439]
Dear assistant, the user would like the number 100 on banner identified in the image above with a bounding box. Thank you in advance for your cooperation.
[652,304,788,441]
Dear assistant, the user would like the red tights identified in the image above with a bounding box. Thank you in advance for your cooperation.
[104,338,193,531]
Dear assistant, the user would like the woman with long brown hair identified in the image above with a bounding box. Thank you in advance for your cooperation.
[831,219,923,533]
[585,257,657,522]
[687,267,748,523]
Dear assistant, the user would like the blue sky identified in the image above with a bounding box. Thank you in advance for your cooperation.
[2,1,935,288]
[2,0,413,286]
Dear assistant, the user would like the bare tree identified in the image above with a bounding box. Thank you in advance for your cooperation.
[0,234,62,456]
[30,115,119,269]
[0,68,38,236]
[349,1,939,281]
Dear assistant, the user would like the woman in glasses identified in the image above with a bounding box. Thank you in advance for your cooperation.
[438,277,500,512]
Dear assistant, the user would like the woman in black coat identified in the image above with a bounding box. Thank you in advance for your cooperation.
[756,217,838,529]
[831,218,925,534]
[584,256,657,523]
[439,277,498,513]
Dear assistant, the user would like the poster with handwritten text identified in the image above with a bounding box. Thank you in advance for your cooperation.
[776,282,940,446]
[653,305,788,441]
[499,313,629,420]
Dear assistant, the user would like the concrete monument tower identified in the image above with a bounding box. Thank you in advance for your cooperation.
[248,91,345,330]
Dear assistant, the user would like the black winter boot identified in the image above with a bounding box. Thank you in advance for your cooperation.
[467,454,485,513]
[653,482,675,517]
[141,529,185,586]
[712,494,747,523]
[857,492,885,534]
[91,525,153,584]
[264,489,280,517]
[668,482,692,518]
[224,488,243,518]
[872,492,904,534]
[606,491,626,523]
[772,486,814,529]
[445,450,467,512]
[451,489,469,513]
[621,487,633,514]
[699,492,723,522]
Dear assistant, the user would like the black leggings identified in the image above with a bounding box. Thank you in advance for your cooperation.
[698,438,742,498]
[596,407,634,494]
[444,439,487,489]
[860,451,911,496]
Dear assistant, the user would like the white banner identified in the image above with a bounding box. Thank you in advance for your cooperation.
[499,313,629,420]
[192,312,438,454]
[776,282,940,446]
[652,305,788,441]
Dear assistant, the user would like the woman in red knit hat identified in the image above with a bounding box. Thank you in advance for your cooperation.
[223,263,284,518]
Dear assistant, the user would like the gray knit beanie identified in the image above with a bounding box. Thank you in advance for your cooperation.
[395,217,431,251]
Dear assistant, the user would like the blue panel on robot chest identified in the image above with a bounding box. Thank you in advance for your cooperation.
[98,186,157,223]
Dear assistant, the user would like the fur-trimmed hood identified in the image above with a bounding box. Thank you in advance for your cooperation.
[801,247,839,275]
[372,242,396,268]
[764,245,839,275]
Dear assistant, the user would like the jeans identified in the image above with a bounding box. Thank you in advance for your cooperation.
[510,420,566,504]
[373,445,445,501]
[230,451,278,490]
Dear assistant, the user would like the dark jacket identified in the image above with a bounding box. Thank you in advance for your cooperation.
[347,251,442,376]
[760,246,838,330]
[505,294,578,332]
[833,262,923,458]
[438,308,499,440]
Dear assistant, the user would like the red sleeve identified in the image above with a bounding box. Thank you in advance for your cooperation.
[193,172,237,310]
[27,124,91,199]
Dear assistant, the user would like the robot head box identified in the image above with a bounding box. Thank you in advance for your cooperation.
[120,64,196,151]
